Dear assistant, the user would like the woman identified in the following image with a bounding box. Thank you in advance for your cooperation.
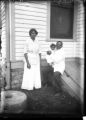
[21,28,41,90]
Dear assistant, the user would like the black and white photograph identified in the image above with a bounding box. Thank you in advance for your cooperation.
[0,0,85,118]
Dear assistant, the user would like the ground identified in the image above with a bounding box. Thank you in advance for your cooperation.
[0,58,83,116]
[9,85,82,116]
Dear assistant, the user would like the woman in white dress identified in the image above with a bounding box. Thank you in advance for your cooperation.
[21,28,41,90]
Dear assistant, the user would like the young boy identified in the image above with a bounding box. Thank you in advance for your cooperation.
[46,41,65,93]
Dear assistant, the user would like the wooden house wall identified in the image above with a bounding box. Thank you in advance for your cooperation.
[14,1,47,60]
[1,1,6,58]
[0,1,84,102]
[75,2,84,58]
[12,1,84,102]
[14,1,84,60]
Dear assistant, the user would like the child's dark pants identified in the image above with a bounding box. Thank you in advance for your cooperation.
[41,66,63,93]
[48,71,63,93]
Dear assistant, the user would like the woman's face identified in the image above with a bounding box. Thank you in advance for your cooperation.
[30,31,37,40]
[56,42,62,49]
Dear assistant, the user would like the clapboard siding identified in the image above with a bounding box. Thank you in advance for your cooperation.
[38,1,84,59]
[15,36,46,41]
[15,14,47,21]
[62,2,84,58]
[15,5,47,13]
[1,1,6,58]
[15,24,46,29]
[14,1,84,60]
[76,2,84,58]
[6,1,84,102]
[15,31,46,36]
[15,19,47,26]
[15,28,46,34]
[15,2,47,8]
[62,2,84,100]
[15,10,47,18]
[15,1,47,60]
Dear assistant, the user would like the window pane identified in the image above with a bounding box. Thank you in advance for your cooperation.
[50,2,74,39]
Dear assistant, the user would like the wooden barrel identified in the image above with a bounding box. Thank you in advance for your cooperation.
[3,90,27,113]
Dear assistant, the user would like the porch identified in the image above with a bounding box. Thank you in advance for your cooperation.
[0,0,84,115]
[10,57,84,101]
[0,57,83,114]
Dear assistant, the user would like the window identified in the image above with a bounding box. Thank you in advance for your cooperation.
[48,1,74,41]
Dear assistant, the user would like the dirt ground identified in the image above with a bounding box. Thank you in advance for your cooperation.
[18,86,82,115]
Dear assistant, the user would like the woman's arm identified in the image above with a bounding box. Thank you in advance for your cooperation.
[24,40,31,69]
[24,53,31,69]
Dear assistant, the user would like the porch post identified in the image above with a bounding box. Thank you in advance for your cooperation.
[5,1,15,89]
[5,1,11,89]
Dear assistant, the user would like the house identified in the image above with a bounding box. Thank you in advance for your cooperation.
[0,1,1,53]
[0,0,84,103]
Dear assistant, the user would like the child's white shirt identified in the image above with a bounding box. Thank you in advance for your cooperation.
[46,48,65,75]
[45,50,55,65]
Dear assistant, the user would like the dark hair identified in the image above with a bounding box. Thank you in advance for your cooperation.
[50,43,56,48]
[29,28,38,36]
[56,41,63,47]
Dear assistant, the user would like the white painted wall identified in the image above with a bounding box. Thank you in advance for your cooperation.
[0,1,1,29]
[15,1,47,60]
[1,1,6,58]
[75,2,84,58]
[14,1,84,60]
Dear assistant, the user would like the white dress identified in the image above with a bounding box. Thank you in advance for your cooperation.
[21,38,41,90]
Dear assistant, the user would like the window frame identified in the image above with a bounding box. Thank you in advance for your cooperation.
[47,1,76,42]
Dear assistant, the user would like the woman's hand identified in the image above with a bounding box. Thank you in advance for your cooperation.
[27,63,31,69]
[24,53,31,69]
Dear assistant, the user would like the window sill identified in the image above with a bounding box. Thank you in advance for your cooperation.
[47,38,75,42]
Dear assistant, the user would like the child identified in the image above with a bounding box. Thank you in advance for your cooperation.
[42,43,56,87]
[46,43,56,66]
[47,43,56,55]
[46,41,65,94]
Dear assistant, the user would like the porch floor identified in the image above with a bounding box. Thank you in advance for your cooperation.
[19,59,83,115]
[18,86,82,116]
[1,58,83,116]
